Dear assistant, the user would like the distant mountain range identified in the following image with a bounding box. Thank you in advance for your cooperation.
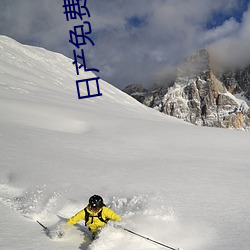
[123,49,250,130]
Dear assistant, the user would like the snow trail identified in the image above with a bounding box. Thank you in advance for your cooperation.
[0,181,212,250]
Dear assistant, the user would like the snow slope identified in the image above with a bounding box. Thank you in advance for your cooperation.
[0,35,250,250]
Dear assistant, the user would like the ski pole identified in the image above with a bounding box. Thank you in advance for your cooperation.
[122,227,180,250]
[37,220,48,231]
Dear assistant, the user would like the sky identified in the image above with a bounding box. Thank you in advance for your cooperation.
[0,0,249,89]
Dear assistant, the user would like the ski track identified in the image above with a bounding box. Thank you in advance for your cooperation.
[0,181,212,250]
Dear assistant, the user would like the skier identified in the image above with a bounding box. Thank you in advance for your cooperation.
[66,194,122,239]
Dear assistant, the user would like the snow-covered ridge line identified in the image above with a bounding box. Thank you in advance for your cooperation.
[0,35,148,110]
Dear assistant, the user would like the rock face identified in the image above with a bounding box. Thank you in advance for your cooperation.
[123,84,147,103]
[218,66,250,100]
[124,49,250,130]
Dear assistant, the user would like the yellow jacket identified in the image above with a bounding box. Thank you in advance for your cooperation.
[67,206,121,233]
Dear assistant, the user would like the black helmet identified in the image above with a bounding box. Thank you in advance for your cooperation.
[89,195,104,210]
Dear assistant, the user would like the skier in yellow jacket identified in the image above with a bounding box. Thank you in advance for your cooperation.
[67,195,121,238]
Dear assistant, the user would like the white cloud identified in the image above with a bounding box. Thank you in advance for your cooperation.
[209,5,250,68]
[200,17,240,45]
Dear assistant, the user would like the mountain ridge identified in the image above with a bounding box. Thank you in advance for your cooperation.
[123,49,250,130]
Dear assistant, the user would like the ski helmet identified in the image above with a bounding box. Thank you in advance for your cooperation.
[89,195,104,210]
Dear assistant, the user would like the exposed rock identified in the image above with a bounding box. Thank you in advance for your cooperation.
[217,66,250,99]
[123,84,147,95]
[123,84,147,103]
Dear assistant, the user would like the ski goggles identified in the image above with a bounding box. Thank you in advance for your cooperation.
[89,204,101,212]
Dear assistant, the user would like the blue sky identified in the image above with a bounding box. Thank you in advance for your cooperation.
[0,0,249,89]
[206,0,249,28]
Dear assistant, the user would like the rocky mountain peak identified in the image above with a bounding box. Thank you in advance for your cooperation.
[177,49,210,78]
[123,49,250,130]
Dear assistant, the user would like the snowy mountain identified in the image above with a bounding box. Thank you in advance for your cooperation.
[124,49,250,130]
[1,36,250,250]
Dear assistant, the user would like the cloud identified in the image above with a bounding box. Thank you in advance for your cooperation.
[0,0,249,89]
[200,18,240,45]
[209,4,250,68]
